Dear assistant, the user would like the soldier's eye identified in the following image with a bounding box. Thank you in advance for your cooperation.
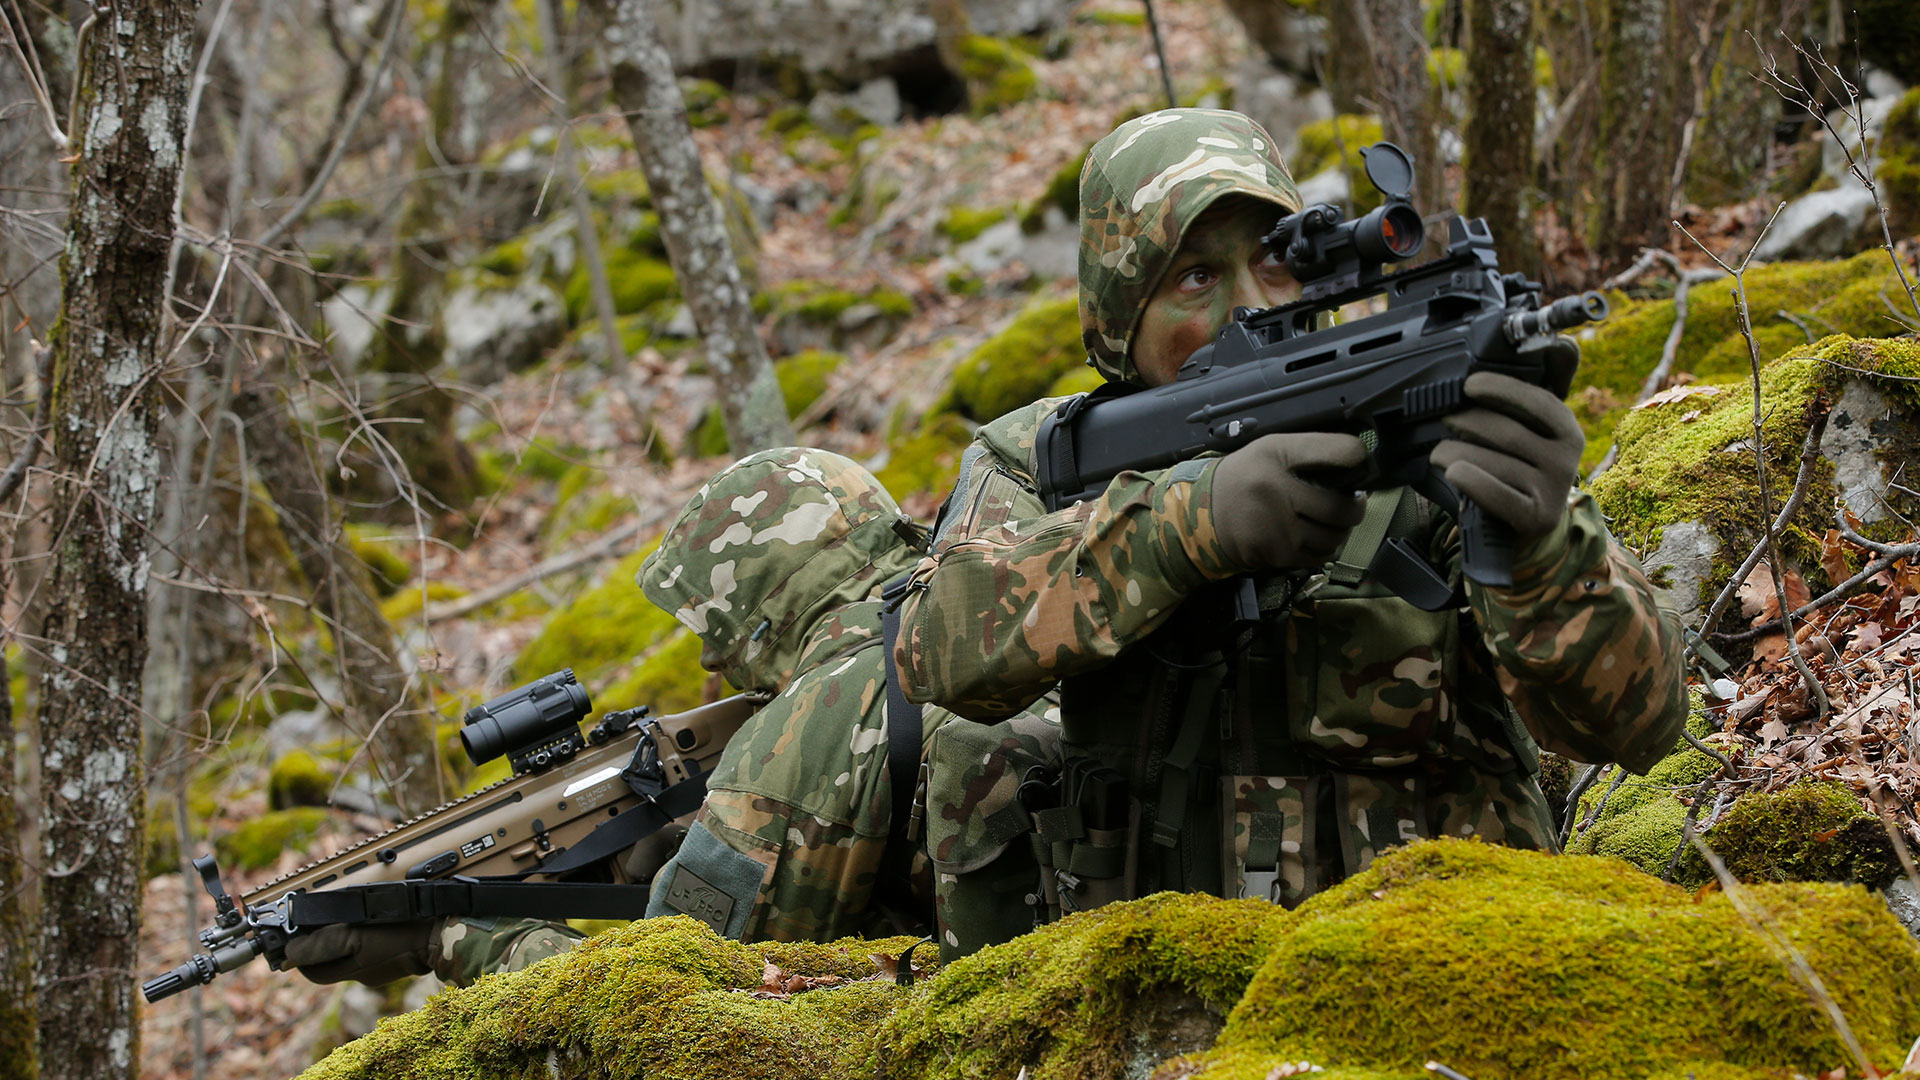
[1178,267,1215,291]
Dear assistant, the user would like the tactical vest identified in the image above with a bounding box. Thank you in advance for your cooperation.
[1036,487,1545,913]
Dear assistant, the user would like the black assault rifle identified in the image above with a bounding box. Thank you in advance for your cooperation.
[1033,142,1608,611]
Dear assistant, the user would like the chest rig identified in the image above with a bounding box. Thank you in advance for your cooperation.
[1046,487,1540,910]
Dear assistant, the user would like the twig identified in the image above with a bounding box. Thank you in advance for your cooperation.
[1559,762,1605,847]
[1774,309,1816,344]
[1599,247,1665,290]
[417,514,653,624]
[1588,253,1725,482]
[1720,541,1920,643]
[1139,0,1176,109]
[1696,413,1829,636]
[0,341,52,506]
[1687,828,1877,1076]
[1577,767,1630,835]
[0,0,68,150]
[254,0,405,250]
[1677,204,1830,725]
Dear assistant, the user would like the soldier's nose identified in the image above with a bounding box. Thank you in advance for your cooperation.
[699,641,725,672]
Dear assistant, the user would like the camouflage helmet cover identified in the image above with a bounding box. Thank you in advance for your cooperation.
[638,447,915,693]
[1078,108,1302,384]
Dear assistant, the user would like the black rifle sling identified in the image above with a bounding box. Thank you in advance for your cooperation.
[519,766,711,879]
[289,879,650,927]
[878,573,925,910]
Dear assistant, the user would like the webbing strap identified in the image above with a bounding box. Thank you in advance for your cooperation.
[517,769,711,880]
[878,574,926,907]
[1327,488,1411,585]
[1149,667,1223,848]
[289,879,651,928]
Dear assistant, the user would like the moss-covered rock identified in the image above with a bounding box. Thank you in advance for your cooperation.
[1190,839,1920,1079]
[875,413,975,506]
[214,807,331,872]
[269,750,335,809]
[938,297,1083,421]
[513,540,680,687]
[302,841,1920,1080]
[1589,334,1920,609]
[758,280,912,354]
[690,349,848,457]
[145,799,181,880]
[380,581,469,623]
[561,245,679,325]
[956,36,1038,116]
[344,524,413,597]
[1693,781,1902,890]
[938,204,1013,245]
[299,918,929,1080]
[1019,147,1089,234]
[598,629,712,716]
[1881,87,1920,239]
[1291,115,1387,213]
[1573,250,1915,472]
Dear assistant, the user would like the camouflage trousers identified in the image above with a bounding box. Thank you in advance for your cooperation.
[432,916,585,987]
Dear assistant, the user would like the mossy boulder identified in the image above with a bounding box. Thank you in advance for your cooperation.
[875,413,976,508]
[938,204,1013,245]
[214,807,331,872]
[1591,334,1920,620]
[758,280,912,355]
[956,36,1038,116]
[1291,115,1387,213]
[1881,87,1920,240]
[1019,147,1090,234]
[301,840,1920,1080]
[561,244,679,325]
[269,749,335,809]
[344,524,413,597]
[690,349,848,457]
[1189,839,1920,1079]
[300,919,928,1080]
[513,540,680,688]
[938,297,1084,421]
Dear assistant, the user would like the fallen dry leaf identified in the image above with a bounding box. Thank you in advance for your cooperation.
[1637,383,1724,408]
[1821,528,1853,589]
[1266,1064,1324,1078]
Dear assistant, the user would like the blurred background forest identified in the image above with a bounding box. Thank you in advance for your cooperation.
[4,0,1920,1074]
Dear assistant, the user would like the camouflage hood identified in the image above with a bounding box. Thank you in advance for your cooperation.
[638,448,919,694]
[1078,108,1301,384]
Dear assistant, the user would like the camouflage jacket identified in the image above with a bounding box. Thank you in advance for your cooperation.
[636,448,943,942]
[893,109,1690,906]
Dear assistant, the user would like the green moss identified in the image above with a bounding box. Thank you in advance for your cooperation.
[1078,8,1143,25]
[206,679,319,734]
[214,807,331,872]
[876,413,976,503]
[1193,839,1920,1079]
[957,36,1038,116]
[146,799,181,880]
[880,892,1281,1078]
[938,297,1084,421]
[301,841,1920,1080]
[1291,116,1387,213]
[380,581,468,623]
[1589,334,1920,593]
[1426,46,1465,85]
[563,247,679,324]
[691,349,849,457]
[1045,364,1103,399]
[476,235,531,277]
[1020,147,1091,233]
[344,524,413,597]
[1697,781,1901,890]
[583,169,652,207]
[599,630,709,716]
[757,280,911,326]
[938,204,1013,245]
[514,540,680,686]
[1880,86,1920,237]
[269,750,334,809]
[765,104,811,137]
[680,77,728,128]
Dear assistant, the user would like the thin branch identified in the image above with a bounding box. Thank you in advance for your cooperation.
[417,514,653,625]
[1696,413,1829,636]
[253,0,405,250]
[1559,762,1605,847]
[0,341,52,506]
[1,0,68,150]
[1678,204,1830,724]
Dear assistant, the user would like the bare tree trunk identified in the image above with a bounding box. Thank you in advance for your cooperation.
[361,0,491,515]
[0,654,34,1079]
[1592,0,1679,265]
[1464,0,1540,274]
[1357,0,1443,214]
[1321,0,1371,114]
[36,0,198,1073]
[590,0,793,454]
[537,0,627,370]
[233,383,444,815]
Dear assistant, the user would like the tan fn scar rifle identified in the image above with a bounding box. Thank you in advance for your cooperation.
[142,669,758,1002]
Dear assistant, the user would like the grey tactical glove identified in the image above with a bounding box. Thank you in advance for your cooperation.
[284,919,442,986]
[1430,370,1585,543]
[1209,432,1369,573]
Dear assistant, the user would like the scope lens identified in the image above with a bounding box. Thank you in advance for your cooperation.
[1379,205,1422,257]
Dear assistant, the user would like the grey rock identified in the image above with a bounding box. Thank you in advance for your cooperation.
[402,973,446,1013]
[1641,520,1720,621]
[443,276,567,379]
[1018,208,1078,279]
[1231,61,1332,163]
[320,285,392,370]
[954,218,1028,276]
[265,706,348,761]
[1885,877,1920,940]
[1296,165,1350,209]
[661,303,699,339]
[1819,379,1896,523]
[811,78,904,132]
[1751,185,1879,262]
[654,0,1071,83]
[336,984,386,1040]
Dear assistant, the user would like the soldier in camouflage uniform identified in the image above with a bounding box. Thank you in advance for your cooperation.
[897,109,1690,912]
[289,447,1058,982]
